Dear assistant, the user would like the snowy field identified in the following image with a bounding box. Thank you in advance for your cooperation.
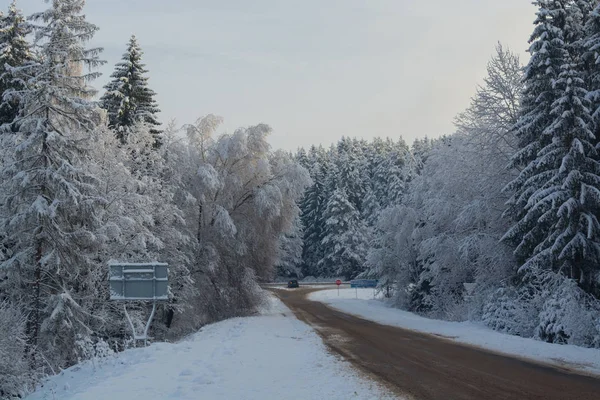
[310,289,600,375]
[25,296,396,400]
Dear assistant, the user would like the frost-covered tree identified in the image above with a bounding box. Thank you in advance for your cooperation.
[275,214,304,278]
[336,137,365,210]
[455,43,522,161]
[535,274,600,345]
[0,300,30,397]
[368,45,522,321]
[582,1,600,143]
[365,206,419,301]
[300,156,326,277]
[378,151,406,207]
[505,0,570,236]
[0,0,106,370]
[186,120,310,315]
[505,58,600,295]
[319,187,369,279]
[361,187,381,227]
[0,0,32,128]
[100,35,161,145]
[117,122,195,332]
[403,136,517,319]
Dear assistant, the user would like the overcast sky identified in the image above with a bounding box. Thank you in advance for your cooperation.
[17,0,536,150]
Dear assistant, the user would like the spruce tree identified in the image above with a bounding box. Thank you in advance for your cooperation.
[336,138,365,211]
[100,35,161,146]
[361,187,381,227]
[509,58,600,295]
[504,0,570,261]
[300,159,326,277]
[583,1,600,144]
[319,187,368,280]
[0,0,106,368]
[380,152,406,207]
[0,0,32,129]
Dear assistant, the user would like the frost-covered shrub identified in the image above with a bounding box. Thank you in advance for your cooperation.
[536,278,600,347]
[0,301,30,398]
[75,335,115,363]
[482,288,537,337]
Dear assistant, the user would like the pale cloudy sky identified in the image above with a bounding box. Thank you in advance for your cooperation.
[17,0,536,150]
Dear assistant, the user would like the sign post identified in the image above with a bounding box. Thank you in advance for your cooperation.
[336,279,342,296]
[109,262,169,346]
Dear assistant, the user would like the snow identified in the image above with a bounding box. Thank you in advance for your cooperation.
[310,288,600,375]
[25,296,397,400]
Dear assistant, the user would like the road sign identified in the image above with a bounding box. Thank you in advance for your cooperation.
[109,262,169,301]
[350,279,378,288]
[336,279,342,286]
[108,262,169,346]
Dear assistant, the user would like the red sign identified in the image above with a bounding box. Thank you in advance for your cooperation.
[336,279,342,286]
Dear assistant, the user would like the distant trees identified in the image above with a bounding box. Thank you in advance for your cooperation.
[296,137,409,279]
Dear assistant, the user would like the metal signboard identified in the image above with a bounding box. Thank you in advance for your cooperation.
[350,279,378,288]
[109,262,169,301]
[108,262,169,346]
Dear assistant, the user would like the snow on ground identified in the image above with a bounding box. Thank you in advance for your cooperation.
[310,288,600,375]
[25,296,397,400]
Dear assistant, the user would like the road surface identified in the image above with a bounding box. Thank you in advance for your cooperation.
[273,288,600,400]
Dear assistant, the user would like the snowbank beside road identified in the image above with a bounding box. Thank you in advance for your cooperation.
[25,296,396,400]
[310,289,600,376]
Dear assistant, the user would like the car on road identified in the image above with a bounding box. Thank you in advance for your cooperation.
[287,279,299,288]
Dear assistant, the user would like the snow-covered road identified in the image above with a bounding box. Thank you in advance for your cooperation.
[25,296,396,400]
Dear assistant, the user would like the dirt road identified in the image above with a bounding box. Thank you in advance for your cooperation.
[273,288,600,400]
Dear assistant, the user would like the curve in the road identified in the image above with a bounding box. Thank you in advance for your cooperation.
[273,288,600,400]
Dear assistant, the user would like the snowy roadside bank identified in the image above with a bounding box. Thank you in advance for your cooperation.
[25,296,397,400]
[310,289,600,376]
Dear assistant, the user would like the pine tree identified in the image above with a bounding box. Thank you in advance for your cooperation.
[100,35,161,146]
[300,159,326,277]
[361,187,380,227]
[296,147,309,170]
[336,138,365,210]
[0,0,32,128]
[574,1,594,37]
[510,58,600,296]
[319,187,368,280]
[410,137,431,176]
[583,1,600,144]
[0,0,106,369]
[504,0,570,261]
[381,151,406,207]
